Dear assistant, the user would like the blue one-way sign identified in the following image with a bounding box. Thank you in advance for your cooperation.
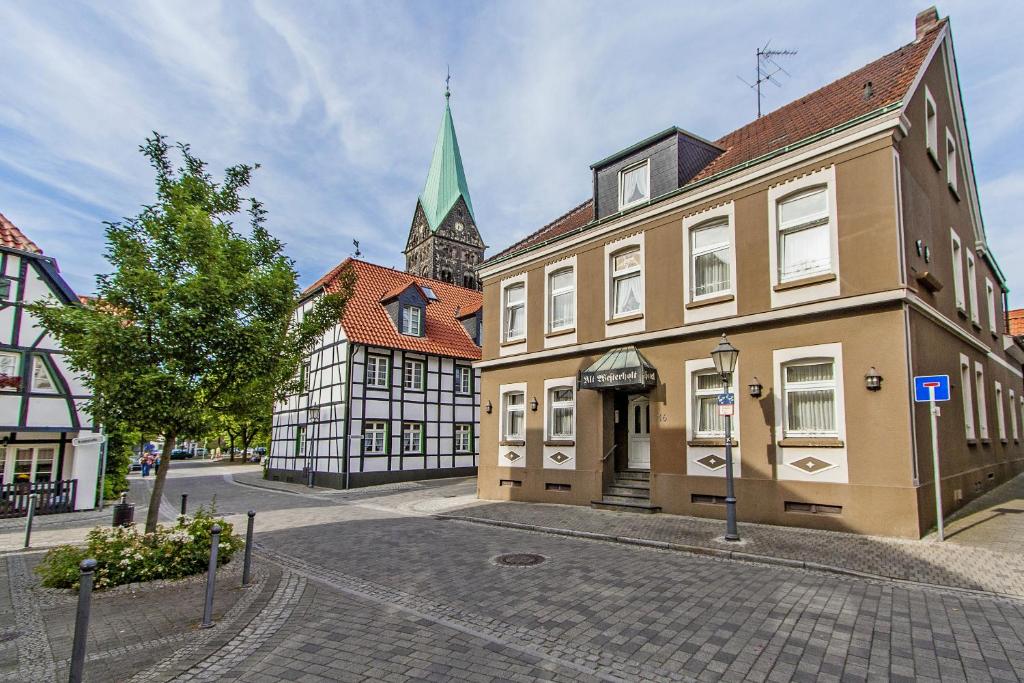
[914,375,950,402]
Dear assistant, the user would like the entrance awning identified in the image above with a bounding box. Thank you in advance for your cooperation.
[577,345,658,391]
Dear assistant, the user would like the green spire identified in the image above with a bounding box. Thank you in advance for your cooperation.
[418,94,475,232]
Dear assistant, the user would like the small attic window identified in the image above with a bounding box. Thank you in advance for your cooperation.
[401,304,423,336]
[618,160,650,210]
[862,81,874,100]
[421,286,438,301]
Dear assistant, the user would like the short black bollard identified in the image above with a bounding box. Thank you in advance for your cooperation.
[68,558,97,683]
[111,493,134,528]
[23,493,37,549]
[242,510,256,586]
[200,524,221,629]
[180,493,188,516]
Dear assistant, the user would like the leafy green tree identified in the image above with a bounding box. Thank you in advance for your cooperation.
[32,134,353,532]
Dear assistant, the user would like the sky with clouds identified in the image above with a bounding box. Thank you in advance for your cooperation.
[0,1,1021,303]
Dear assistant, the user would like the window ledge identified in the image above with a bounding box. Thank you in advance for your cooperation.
[981,438,991,445]
[913,271,943,293]
[403,387,424,393]
[927,147,942,171]
[544,439,575,447]
[687,438,738,447]
[966,438,977,446]
[545,327,576,339]
[777,437,845,448]
[500,337,527,348]
[956,307,967,318]
[606,312,644,325]
[948,183,961,201]
[1000,438,1008,444]
[686,294,735,310]
[971,320,982,331]
[499,439,525,447]
[773,273,836,292]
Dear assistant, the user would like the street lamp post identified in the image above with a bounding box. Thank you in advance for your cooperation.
[711,334,740,542]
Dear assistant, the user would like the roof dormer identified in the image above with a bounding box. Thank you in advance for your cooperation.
[380,281,430,337]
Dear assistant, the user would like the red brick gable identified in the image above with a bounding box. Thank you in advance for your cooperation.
[1009,309,1024,338]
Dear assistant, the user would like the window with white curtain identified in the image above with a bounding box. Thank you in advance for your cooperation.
[548,268,574,331]
[547,387,574,440]
[31,356,56,392]
[454,365,472,394]
[402,358,424,391]
[611,248,642,317]
[402,422,423,453]
[967,253,979,324]
[454,424,473,453]
[503,392,525,440]
[0,352,18,388]
[401,304,423,336]
[783,360,837,437]
[366,355,389,388]
[693,370,729,437]
[975,363,988,440]
[690,220,731,298]
[1010,389,1019,442]
[951,231,965,311]
[363,421,387,454]
[503,283,525,341]
[995,382,1006,442]
[925,88,938,159]
[777,187,832,282]
[619,160,650,209]
[960,354,975,440]
[946,129,958,192]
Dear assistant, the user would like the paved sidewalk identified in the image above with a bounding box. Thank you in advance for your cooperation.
[441,474,1024,598]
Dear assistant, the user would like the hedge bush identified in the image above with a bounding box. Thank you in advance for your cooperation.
[36,507,243,590]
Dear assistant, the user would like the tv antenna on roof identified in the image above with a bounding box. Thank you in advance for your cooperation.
[737,41,797,118]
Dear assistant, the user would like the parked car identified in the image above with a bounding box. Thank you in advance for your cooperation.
[193,447,207,457]
[170,449,193,460]
[129,456,142,472]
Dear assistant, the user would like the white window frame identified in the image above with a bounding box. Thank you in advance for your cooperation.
[777,186,832,283]
[0,352,19,391]
[618,159,651,210]
[781,359,840,438]
[924,86,938,162]
[985,278,997,335]
[692,369,732,439]
[401,304,423,336]
[402,358,424,391]
[975,362,988,440]
[610,246,643,318]
[950,230,965,313]
[454,365,472,395]
[401,422,424,454]
[501,388,526,441]
[363,421,387,455]
[945,128,958,194]
[31,356,56,393]
[454,423,473,453]
[1010,389,1019,443]
[959,354,975,441]
[546,385,575,441]
[502,281,526,342]
[547,266,575,332]
[995,381,1007,442]
[366,354,389,388]
[689,219,732,301]
[966,251,979,325]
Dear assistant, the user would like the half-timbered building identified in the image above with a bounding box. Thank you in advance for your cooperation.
[0,213,100,515]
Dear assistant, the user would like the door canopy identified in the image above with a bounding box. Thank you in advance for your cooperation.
[578,345,658,391]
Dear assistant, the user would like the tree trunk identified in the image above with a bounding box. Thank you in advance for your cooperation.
[240,425,254,462]
[228,432,236,462]
[145,432,175,533]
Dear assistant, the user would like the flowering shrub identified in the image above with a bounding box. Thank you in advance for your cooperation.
[35,507,243,590]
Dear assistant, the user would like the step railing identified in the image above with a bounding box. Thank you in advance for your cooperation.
[0,479,78,518]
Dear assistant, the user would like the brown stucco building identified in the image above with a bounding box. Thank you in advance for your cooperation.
[474,8,1024,539]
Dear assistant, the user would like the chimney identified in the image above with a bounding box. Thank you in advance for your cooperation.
[915,6,940,41]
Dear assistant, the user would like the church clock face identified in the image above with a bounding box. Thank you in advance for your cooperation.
[454,221,464,233]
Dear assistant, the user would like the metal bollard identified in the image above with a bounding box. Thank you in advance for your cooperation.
[180,493,188,516]
[23,493,37,549]
[242,510,256,586]
[200,524,221,629]
[68,558,97,683]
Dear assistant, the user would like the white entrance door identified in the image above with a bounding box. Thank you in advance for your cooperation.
[627,396,651,469]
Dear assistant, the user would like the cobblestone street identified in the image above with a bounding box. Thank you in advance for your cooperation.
[2,460,1024,681]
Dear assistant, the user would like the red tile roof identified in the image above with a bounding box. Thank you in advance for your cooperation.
[0,212,42,254]
[488,19,946,264]
[307,259,482,360]
[1009,309,1024,337]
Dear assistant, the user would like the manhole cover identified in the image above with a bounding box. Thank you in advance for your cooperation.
[493,553,546,567]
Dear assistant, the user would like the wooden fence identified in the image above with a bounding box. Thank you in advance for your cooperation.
[0,479,77,518]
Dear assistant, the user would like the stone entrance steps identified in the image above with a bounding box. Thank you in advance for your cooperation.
[591,469,661,514]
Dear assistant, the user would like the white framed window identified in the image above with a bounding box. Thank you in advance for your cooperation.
[985,279,997,334]
[959,354,975,441]
[547,267,574,331]
[402,358,424,391]
[31,356,56,393]
[925,87,938,161]
[611,247,642,317]
[363,421,387,454]
[503,283,525,341]
[690,220,731,299]
[618,160,650,210]
[547,386,575,440]
[975,362,988,440]
[945,128,958,193]
[0,352,19,390]
[294,425,306,458]
[951,230,965,312]
[454,365,472,394]
[778,186,831,282]
[401,304,423,336]
[366,354,389,388]
[693,370,730,438]
[782,360,838,438]
[503,391,525,441]
[995,381,1006,442]
[401,422,423,454]
[1010,389,1019,442]
[13,447,56,483]
[967,252,979,325]
[0,279,10,301]
[454,423,473,453]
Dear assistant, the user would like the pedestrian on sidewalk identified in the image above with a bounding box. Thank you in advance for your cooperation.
[154,455,161,475]
[141,453,153,477]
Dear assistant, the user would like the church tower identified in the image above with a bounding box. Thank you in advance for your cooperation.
[404,88,485,290]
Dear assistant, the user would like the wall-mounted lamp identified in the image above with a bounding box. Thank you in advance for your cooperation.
[530,396,539,412]
[748,377,763,398]
[865,367,883,391]
[485,400,492,414]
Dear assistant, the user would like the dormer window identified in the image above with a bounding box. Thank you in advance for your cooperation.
[618,160,650,210]
[401,304,423,336]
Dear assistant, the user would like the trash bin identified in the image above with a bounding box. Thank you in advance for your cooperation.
[112,493,135,527]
